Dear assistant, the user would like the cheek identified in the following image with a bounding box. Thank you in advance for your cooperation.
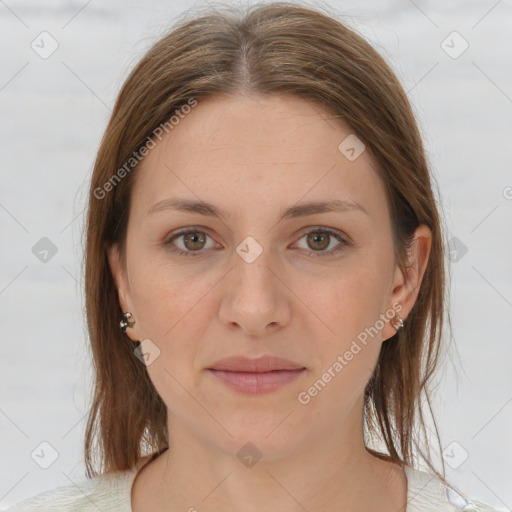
[128,252,203,335]
[127,256,215,370]
[295,271,390,417]
[296,248,393,400]
[306,256,392,345]
[127,260,210,409]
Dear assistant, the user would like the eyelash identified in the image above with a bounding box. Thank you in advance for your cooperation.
[164,227,350,258]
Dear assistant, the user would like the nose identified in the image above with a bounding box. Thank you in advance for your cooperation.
[218,248,290,337]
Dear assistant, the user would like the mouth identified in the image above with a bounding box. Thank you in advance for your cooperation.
[207,355,306,394]
[207,368,306,394]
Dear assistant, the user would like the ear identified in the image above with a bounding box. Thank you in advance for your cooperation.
[381,224,432,341]
[107,243,141,342]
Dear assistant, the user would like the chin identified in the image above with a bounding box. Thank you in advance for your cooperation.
[206,412,311,462]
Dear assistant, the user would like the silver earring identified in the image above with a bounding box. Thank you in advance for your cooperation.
[391,314,404,331]
[120,312,135,334]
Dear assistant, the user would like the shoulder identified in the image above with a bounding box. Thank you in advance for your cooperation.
[404,464,505,512]
[3,467,138,512]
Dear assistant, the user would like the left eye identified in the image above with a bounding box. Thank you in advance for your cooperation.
[294,228,349,257]
[164,227,349,258]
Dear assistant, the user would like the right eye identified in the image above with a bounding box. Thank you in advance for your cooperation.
[164,228,217,256]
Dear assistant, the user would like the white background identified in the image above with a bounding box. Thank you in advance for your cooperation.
[1,0,511,509]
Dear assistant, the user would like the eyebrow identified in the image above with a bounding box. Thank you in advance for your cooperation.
[147,197,368,221]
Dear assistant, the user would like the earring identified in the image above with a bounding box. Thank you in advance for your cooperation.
[120,312,135,334]
[391,314,404,332]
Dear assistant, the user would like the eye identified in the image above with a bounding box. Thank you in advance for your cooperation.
[294,227,350,257]
[164,227,350,258]
[164,228,217,256]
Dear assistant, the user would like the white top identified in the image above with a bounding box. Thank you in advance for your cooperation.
[3,455,502,512]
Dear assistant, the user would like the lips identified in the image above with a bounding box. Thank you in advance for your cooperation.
[207,355,306,394]
[208,355,305,372]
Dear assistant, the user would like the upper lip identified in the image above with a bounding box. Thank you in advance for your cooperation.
[208,355,306,372]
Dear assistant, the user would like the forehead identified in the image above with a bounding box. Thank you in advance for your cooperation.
[159,93,356,161]
[131,93,387,220]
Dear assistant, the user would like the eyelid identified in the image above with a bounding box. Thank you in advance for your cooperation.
[164,227,219,254]
[164,226,351,258]
[293,227,350,257]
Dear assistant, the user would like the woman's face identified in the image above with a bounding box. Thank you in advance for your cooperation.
[109,93,429,459]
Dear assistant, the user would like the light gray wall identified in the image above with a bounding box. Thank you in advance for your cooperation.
[1,0,511,509]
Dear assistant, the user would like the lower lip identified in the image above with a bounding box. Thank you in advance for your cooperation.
[207,368,306,394]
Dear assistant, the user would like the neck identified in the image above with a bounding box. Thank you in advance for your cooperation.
[133,406,407,512]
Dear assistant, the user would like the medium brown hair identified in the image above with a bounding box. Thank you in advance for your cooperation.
[83,1,450,485]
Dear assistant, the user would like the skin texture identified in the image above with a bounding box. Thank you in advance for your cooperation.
[108,93,431,512]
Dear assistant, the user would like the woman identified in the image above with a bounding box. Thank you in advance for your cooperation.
[6,2,500,511]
